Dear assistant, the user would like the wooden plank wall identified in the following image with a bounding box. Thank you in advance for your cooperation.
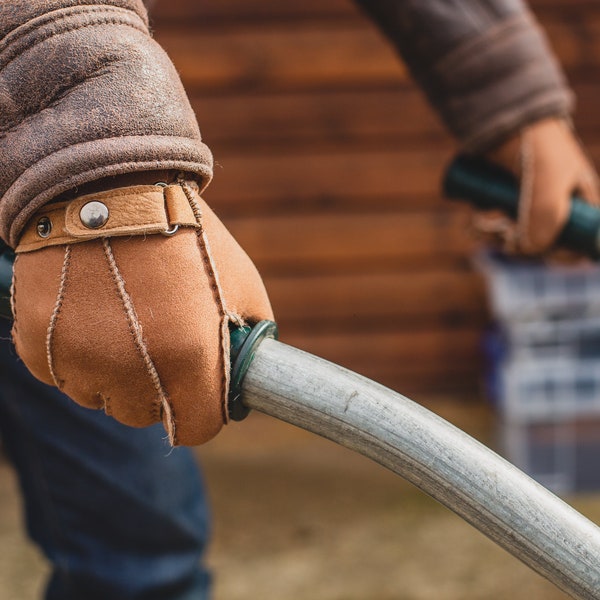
[150,0,600,396]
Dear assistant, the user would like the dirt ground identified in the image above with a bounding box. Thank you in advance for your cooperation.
[1,397,599,600]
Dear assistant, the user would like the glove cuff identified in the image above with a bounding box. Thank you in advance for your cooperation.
[0,2,213,248]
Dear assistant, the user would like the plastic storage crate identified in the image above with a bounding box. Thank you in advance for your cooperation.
[477,252,600,493]
[499,357,600,422]
[501,417,600,494]
[476,252,600,322]
[501,316,600,361]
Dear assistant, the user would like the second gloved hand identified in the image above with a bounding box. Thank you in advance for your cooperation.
[478,117,600,255]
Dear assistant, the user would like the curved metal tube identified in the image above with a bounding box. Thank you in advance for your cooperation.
[243,338,600,600]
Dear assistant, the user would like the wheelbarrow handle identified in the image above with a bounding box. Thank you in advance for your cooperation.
[443,153,600,260]
[242,333,600,600]
[1,244,600,598]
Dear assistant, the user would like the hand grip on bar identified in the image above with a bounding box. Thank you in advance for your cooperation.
[443,154,600,260]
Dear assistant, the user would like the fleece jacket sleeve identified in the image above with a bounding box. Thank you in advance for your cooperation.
[355,0,573,151]
[0,1,213,247]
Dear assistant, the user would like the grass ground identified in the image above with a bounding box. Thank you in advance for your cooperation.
[1,398,599,599]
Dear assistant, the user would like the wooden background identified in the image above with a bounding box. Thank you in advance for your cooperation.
[151,0,600,398]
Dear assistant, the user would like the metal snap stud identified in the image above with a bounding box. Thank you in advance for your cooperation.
[36,216,52,238]
[80,201,109,229]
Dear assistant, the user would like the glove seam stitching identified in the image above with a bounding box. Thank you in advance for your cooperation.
[45,244,71,389]
[0,9,149,72]
[0,56,122,138]
[102,238,177,443]
[181,181,231,426]
[10,254,18,335]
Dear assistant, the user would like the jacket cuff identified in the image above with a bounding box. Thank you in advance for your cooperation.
[0,2,213,247]
[429,11,573,152]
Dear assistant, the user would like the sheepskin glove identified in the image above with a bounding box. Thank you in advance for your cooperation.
[11,180,273,446]
[0,0,213,248]
[475,117,600,254]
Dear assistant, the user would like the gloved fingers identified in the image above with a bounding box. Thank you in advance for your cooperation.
[11,246,79,388]
[107,232,228,446]
[15,240,167,426]
[13,232,229,445]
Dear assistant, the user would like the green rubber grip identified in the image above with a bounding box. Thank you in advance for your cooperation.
[443,154,600,260]
[228,320,278,421]
[0,242,13,320]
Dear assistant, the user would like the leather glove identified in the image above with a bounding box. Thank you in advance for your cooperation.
[473,117,600,255]
[1,1,272,446]
[11,176,273,446]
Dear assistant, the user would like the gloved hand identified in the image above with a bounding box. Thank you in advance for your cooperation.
[1,1,275,446]
[474,117,600,255]
[11,176,273,446]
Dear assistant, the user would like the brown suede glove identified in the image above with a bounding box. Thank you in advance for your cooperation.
[11,178,273,446]
[475,117,600,255]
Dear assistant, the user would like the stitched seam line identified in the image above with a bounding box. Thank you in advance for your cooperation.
[98,392,112,416]
[102,239,176,441]
[181,181,231,424]
[10,253,19,328]
[0,5,145,52]
[0,10,148,71]
[181,182,230,317]
[46,245,71,388]
[0,57,121,137]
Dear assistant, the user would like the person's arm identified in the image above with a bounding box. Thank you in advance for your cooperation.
[354,0,599,253]
[0,0,212,248]
[1,1,272,446]
[353,0,570,151]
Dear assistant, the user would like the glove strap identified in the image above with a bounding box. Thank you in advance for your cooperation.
[16,183,200,253]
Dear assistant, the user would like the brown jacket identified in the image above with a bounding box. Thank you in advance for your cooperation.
[355,0,571,151]
[0,0,572,247]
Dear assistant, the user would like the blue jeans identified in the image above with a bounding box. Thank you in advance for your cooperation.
[0,321,211,599]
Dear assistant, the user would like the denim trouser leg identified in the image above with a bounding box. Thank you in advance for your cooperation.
[0,322,211,600]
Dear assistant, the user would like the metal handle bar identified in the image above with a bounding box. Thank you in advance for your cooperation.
[2,241,600,598]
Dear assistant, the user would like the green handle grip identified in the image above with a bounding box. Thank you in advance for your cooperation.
[443,154,600,260]
[0,243,13,319]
